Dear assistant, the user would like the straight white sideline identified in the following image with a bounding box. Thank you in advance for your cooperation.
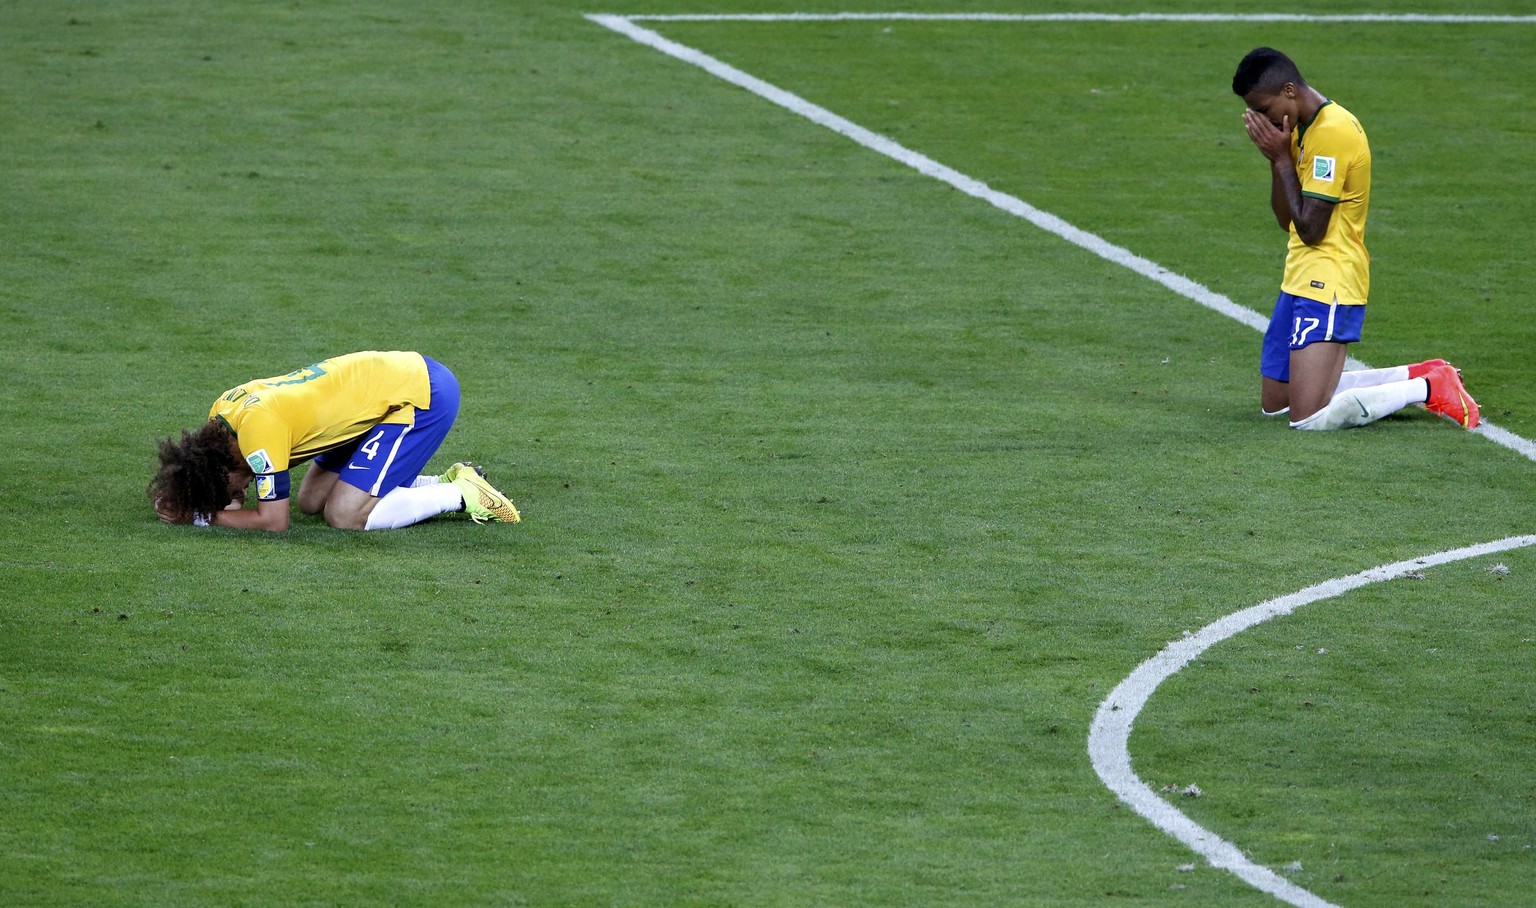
[1087,534,1536,908]
[625,12,1536,23]
[586,12,1536,465]
[586,14,1536,905]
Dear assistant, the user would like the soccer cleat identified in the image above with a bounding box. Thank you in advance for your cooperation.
[1407,358,1449,380]
[452,465,521,523]
[437,461,486,484]
[1423,364,1480,429]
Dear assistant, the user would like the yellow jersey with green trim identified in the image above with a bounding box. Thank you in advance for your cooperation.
[209,351,432,478]
[1282,100,1371,306]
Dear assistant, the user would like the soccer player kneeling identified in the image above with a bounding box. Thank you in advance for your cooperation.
[149,351,521,531]
[1233,47,1479,431]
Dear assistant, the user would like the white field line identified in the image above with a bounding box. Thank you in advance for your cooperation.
[585,14,1536,905]
[625,12,1536,23]
[1087,534,1536,908]
[585,12,1536,464]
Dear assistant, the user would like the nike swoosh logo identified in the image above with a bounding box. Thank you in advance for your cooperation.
[1355,396,1369,419]
[347,464,370,471]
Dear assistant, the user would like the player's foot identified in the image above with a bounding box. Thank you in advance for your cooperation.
[1407,358,1450,380]
[452,466,521,523]
[437,461,485,484]
[1424,364,1479,429]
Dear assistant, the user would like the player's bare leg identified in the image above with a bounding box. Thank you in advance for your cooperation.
[1261,375,1291,416]
[322,480,382,530]
[302,458,516,530]
[323,465,517,530]
[1285,340,1348,422]
[297,462,343,515]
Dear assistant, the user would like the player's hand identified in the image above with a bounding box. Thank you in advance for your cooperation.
[1242,109,1292,164]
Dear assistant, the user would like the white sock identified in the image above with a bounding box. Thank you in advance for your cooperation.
[1332,365,1409,394]
[1290,378,1428,431]
[410,474,442,487]
[363,483,464,530]
[1262,406,1290,417]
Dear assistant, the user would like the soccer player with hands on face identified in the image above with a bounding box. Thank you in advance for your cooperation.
[149,350,522,531]
[1232,47,1479,431]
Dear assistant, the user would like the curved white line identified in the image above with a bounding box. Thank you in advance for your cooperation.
[1088,535,1536,907]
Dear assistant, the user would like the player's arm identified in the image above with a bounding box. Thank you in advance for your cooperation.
[212,466,293,531]
[1267,164,1334,245]
[1243,110,1334,245]
[210,496,290,532]
[1267,166,1291,231]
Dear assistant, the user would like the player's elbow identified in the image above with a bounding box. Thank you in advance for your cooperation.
[252,503,291,532]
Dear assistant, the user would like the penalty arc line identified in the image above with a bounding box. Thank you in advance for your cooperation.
[585,12,1536,465]
[1086,534,1536,908]
[586,13,1536,904]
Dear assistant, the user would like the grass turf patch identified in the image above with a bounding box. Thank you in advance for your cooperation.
[2,2,1534,905]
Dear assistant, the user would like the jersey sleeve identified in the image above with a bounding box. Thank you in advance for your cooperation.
[234,409,295,500]
[253,471,291,502]
[1299,119,1361,203]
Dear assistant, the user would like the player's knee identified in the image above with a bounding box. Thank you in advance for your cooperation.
[322,498,369,530]
[1287,402,1325,424]
[1289,394,1370,431]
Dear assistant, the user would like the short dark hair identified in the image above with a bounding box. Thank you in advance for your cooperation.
[1232,47,1305,97]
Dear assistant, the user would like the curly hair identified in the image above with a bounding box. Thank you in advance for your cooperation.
[148,420,242,524]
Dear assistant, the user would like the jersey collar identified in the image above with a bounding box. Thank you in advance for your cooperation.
[1296,98,1332,147]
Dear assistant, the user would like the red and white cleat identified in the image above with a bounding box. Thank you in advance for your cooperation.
[1424,364,1480,429]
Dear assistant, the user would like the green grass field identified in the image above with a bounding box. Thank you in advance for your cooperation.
[3,2,1534,905]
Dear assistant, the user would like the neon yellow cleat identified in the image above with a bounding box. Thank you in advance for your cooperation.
[452,466,521,523]
[438,461,485,484]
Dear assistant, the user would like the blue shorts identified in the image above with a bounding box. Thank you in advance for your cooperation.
[314,356,460,497]
[1261,292,1366,383]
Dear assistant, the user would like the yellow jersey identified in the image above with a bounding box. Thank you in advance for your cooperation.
[209,351,432,482]
[1281,100,1371,306]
